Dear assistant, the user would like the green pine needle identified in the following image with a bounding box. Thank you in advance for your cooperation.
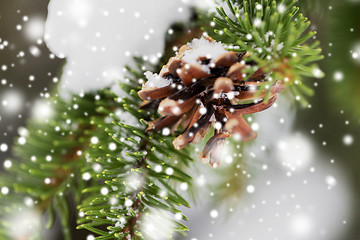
[207,0,324,106]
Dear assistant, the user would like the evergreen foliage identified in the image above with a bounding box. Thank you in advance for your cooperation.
[207,0,324,105]
[0,90,119,239]
[77,64,194,239]
[0,59,195,239]
[0,1,324,239]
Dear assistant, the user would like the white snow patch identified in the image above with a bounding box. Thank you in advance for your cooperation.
[182,37,227,66]
[45,0,193,97]
[144,71,170,88]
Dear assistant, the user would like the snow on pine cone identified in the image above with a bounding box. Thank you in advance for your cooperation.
[138,36,284,167]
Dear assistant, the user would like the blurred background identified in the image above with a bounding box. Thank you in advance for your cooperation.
[0,0,359,239]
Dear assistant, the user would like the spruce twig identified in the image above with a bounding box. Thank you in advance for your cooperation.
[207,0,324,106]
[77,62,194,239]
[0,1,325,239]
[0,91,120,239]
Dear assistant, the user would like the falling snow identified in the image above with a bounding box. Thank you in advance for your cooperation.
[0,1,359,240]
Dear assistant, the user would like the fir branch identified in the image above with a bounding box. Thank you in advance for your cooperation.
[0,91,119,239]
[207,0,324,105]
[77,65,194,239]
[0,2,328,239]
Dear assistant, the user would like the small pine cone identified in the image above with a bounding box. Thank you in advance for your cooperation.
[138,37,284,167]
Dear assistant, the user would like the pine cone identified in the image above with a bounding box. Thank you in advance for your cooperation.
[138,37,284,167]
